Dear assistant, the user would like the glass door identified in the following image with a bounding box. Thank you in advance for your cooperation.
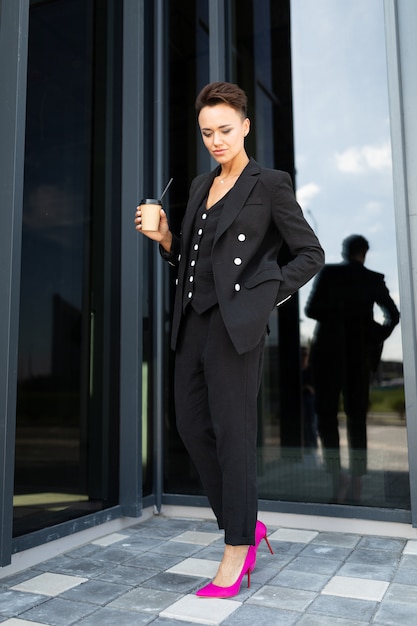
[14,0,122,536]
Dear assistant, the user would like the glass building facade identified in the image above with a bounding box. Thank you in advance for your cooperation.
[1,0,417,567]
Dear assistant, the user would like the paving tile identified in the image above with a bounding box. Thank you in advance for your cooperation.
[94,564,157,586]
[159,594,240,625]
[312,532,360,549]
[269,568,331,592]
[75,606,154,625]
[297,615,369,626]
[173,531,222,546]
[36,556,109,578]
[166,557,218,579]
[357,536,406,553]
[1,617,45,626]
[268,528,318,543]
[12,573,87,597]
[403,539,417,555]
[373,600,417,625]
[140,571,203,594]
[125,552,183,572]
[322,575,389,601]
[337,561,397,582]
[247,584,316,612]
[108,586,181,613]
[19,597,96,625]
[306,595,377,622]
[60,579,129,604]
[285,555,342,576]
[346,548,400,567]
[0,590,47,618]
[149,541,202,558]
[221,603,299,625]
[77,545,134,565]
[300,543,352,560]
[91,533,128,546]
[383,582,417,604]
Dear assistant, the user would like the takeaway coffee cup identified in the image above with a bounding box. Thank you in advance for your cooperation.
[139,198,162,232]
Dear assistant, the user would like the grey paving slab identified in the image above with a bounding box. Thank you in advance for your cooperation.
[356,536,406,553]
[374,600,417,625]
[108,586,182,614]
[346,548,401,567]
[312,532,361,549]
[297,615,369,626]
[338,560,398,582]
[285,554,343,576]
[269,568,331,592]
[0,589,47,617]
[93,563,158,586]
[36,556,110,578]
[247,584,316,612]
[125,551,184,572]
[76,606,155,625]
[20,597,97,625]
[60,579,130,605]
[299,543,353,560]
[139,571,204,594]
[222,603,299,625]
[305,595,378,622]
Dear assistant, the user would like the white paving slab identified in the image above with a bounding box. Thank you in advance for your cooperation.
[268,528,318,543]
[91,532,128,546]
[11,572,87,596]
[174,531,222,545]
[160,594,241,624]
[403,539,417,555]
[167,557,219,578]
[322,575,389,601]
[2,620,48,626]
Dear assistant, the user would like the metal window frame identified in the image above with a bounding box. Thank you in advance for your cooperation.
[384,0,417,527]
[0,0,29,567]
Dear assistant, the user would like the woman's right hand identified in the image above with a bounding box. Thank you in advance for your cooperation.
[134,206,172,252]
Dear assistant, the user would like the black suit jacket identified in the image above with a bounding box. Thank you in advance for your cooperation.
[162,158,324,354]
[305,261,400,369]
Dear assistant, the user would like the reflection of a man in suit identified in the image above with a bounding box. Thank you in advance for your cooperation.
[305,235,400,503]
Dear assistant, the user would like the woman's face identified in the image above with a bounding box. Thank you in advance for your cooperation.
[198,103,249,165]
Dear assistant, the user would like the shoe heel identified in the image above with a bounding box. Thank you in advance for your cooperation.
[263,535,274,555]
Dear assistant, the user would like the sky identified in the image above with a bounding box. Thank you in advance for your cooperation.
[290,0,402,361]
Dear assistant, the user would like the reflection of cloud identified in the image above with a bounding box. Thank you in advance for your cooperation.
[296,182,320,208]
[335,141,392,173]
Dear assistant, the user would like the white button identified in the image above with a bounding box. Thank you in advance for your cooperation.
[198,228,203,235]
[178,254,181,261]
[189,276,194,282]
[190,260,196,266]
[238,234,246,242]
[202,213,207,220]
[188,292,192,298]
[194,244,199,251]
[234,257,242,265]
[234,283,241,291]
[175,278,178,285]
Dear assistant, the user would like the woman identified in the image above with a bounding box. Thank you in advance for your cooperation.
[135,82,324,598]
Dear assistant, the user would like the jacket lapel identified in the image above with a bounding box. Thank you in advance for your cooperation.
[214,158,260,244]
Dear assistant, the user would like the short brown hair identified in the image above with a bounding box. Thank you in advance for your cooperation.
[195,82,248,118]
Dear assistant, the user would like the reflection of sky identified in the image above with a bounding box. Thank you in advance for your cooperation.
[291,0,402,361]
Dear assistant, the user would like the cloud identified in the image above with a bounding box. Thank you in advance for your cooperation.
[335,141,392,173]
[296,182,320,208]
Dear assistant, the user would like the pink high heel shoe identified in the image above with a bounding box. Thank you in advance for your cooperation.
[196,546,256,598]
[255,520,274,554]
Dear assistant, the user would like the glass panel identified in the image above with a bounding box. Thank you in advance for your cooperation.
[291,0,407,508]
[14,0,121,536]
[164,0,210,495]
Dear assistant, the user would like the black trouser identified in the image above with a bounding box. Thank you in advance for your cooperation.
[174,305,265,545]
[312,345,370,477]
